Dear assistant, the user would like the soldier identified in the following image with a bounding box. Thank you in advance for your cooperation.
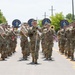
[0,26,7,60]
[65,28,71,58]
[60,29,65,54]
[20,23,30,60]
[43,23,55,60]
[28,20,40,64]
[70,26,75,60]
[41,24,49,58]
[6,31,13,56]
[57,29,61,52]
[1,33,7,60]
[11,30,17,53]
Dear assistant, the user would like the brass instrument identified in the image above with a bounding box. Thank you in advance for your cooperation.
[20,23,29,37]
[50,25,55,30]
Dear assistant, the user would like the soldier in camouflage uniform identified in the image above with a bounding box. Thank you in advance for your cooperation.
[20,23,30,60]
[70,27,75,60]
[28,20,40,64]
[11,31,17,53]
[59,29,66,54]
[44,23,55,60]
[0,33,7,60]
[41,26,47,57]
[65,28,71,58]
[57,29,62,52]
[6,31,13,56]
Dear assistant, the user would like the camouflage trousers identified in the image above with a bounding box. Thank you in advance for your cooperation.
[65,40,71,57]
[22,47,30,59]
[60,40,65,53]
[70,40,75,60]
[30,41,39,63]
[45,43,53,59]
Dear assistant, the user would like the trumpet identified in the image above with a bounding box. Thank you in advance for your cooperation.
[20,24,29,37]
[50,25,55,30]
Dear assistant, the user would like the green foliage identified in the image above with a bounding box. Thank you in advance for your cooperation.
[50,12,64,31]
[65,13,74,23]
[38,20,42,27]
[0,10,7,24]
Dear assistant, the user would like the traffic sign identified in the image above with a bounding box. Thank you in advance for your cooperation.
[60,20,69,28]
[28,18,34,27]
[42,18,51,25]
[12,19,21,28]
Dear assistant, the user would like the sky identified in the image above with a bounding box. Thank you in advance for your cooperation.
[0,0,74,25]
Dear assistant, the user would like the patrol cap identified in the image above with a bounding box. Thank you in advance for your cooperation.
[28,18,34,27]
[42,18,51,26]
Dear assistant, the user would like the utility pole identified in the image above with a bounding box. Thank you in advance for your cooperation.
[72,0,74,21]
[49,6,55,16]
[36,17,38,20]
[43,12,48,18]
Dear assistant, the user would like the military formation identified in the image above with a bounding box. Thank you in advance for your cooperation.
[57,24,75,61]
[20,19,55,64]
[0,23,17,60]
[0,19,75,64]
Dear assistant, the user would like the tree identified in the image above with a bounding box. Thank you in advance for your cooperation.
[65,13,75,23]
[50,12,64,31]
[0,10,7,24]
[37,20,42,27]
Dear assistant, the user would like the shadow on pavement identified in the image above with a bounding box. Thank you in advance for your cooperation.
[43,58,55,62]
[27,62,41,65]
[18,58,29,61]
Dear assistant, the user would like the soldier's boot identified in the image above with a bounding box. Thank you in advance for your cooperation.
[71,53,74,61]
[23,53,25,59]
[23,55,24,59]
[61,48,64,54]
[59,47,61,52]
[48,55,52,60]
[68,51,71,58]
[1,54,5,60]
[43,52,46,58]
[27,51,30,56]
[23,53,27,60]
[32,57,34,63]
[24,56,27,60]
[46,54,48,60]
[8,53,11,56]
[34,59,37,64]
[5,54,7,58]
[12,50,16,53]
[65,53,67,56]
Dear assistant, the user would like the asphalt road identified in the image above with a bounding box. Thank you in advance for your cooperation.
[0,38,75,75]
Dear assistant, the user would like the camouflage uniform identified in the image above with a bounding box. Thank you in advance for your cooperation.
[59,29,66,54]
[41,28,47,57]
[70,27,75,60]
[6,32,13,56]
[65,29,71,58]
[20,32,30,60]
[28,26,40,63]
[0,34,7,60]
[11,31,17,53]
[57,30,61,52]
[45,28,54,60]
[0,35,2,54]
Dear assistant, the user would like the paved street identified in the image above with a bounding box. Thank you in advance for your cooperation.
[0,38,75,75]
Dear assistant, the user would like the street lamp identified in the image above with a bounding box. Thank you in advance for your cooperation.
[72,0,74,21]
